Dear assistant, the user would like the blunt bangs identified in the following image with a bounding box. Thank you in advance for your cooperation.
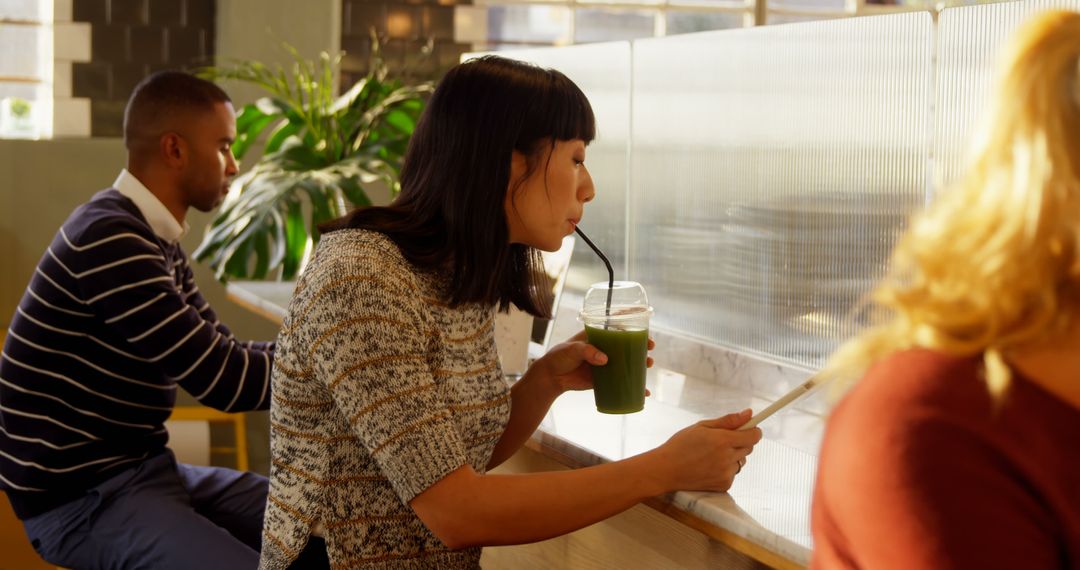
[545,71,596,145]
[502,60,595,152]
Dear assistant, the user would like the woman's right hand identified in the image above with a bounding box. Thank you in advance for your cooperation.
[651,409,762,494]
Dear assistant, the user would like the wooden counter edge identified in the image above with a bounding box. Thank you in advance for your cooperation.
[522,437,807,570]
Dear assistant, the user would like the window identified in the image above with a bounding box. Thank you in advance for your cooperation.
[487,4,573,45]
[574,8,657,43]
[456,0,1012,51]
[0,0,51,139]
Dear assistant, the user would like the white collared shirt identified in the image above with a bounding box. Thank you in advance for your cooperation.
[113,169,189,243]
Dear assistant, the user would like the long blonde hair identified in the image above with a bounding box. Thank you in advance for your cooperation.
[823,10,1080,396]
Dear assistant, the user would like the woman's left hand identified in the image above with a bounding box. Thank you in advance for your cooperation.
[538,330,656,394]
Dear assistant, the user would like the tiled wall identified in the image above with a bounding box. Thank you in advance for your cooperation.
[69,0,216,137]
[53,0,92,137]
[340,0,472,87]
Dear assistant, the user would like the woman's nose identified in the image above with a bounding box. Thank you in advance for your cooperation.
[580,170,596,203]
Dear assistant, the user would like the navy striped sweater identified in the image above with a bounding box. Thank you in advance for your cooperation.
[0,189,273,519]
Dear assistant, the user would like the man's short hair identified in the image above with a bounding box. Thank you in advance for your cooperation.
[123,71,231,151]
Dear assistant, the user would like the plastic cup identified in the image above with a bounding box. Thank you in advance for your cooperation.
[579,281,653,414]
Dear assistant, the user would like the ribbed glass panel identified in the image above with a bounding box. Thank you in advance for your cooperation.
[487,43,633,290]
[934,0,1080,190]
[629,15,933,368]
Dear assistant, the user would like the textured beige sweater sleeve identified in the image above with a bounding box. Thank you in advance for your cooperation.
[303,251,468,504]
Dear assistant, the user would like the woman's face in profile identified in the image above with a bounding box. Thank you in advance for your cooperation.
[504,139,596,252]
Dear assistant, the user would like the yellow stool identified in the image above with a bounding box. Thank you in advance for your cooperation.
[167,406,250,471]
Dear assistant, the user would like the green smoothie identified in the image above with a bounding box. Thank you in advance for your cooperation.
[584,325,649,414]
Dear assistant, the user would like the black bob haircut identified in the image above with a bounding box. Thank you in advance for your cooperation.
[322,55,596,318]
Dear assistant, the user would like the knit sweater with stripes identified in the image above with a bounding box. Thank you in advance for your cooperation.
[260,229,510,569]
[0,189,274,519]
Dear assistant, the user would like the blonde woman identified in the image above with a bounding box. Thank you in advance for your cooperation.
[811,11,1080,569]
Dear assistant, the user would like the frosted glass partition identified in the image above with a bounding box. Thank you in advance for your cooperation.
[630,15,933,368]
[935,0,1080,189]
[486,43,633,290]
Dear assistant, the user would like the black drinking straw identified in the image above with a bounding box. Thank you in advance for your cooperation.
[574,227,614,318]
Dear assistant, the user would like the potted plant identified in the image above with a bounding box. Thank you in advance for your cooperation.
[193,34,434,281]
[1,97,38,138]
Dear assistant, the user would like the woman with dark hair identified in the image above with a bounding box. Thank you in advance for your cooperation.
[260,55,761,569]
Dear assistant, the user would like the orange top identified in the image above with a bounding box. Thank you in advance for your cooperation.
[811,349,1080,569]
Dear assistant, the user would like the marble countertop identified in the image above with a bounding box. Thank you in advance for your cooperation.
[227,280,824,568]
[530,365,821,568]
[225,280,296,324]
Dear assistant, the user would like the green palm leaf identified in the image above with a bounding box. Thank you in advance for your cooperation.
[193,33,432,281]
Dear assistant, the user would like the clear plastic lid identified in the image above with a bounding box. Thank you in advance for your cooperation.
[579,280,653,323]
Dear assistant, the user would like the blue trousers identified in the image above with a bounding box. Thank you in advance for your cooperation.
[22,450,268,570]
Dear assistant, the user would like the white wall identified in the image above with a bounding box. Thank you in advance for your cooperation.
[215,0,343,109]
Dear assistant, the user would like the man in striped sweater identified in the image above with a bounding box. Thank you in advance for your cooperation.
[0,71,275,569]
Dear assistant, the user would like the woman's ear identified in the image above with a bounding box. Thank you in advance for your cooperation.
[508,149,528,191]
[505,150,530,243]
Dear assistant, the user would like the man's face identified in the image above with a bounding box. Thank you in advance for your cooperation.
[179,101,238,213]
